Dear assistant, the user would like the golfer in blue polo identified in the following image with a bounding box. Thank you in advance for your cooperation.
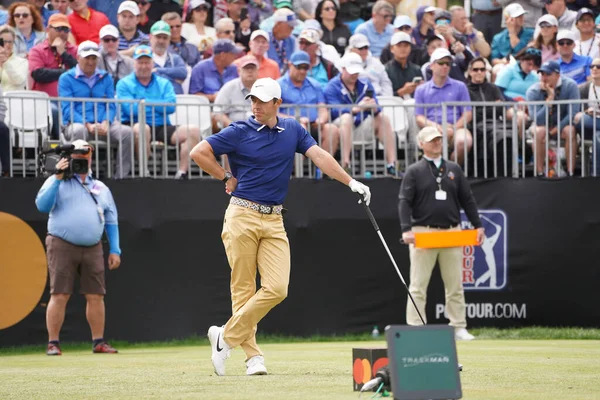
[190,78,371,376]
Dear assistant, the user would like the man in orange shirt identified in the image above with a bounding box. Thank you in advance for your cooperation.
[68,0,110,44]
[248,30,280,80]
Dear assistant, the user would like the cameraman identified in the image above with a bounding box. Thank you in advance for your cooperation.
[35,140,122,356]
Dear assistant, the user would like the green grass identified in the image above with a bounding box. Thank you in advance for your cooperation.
[1,330,599,399]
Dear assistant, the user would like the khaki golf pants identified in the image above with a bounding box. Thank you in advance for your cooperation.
[221,204,290,360]
[406,226,467,329]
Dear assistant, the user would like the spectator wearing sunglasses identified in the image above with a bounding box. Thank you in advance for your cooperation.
[96,24,134,87]
[297,28,337,88]
[278,50,340,156]
[354,0,395,58]
[67,0,110,45]
[557,29,592,85]
[8,2,46,57]
[530,14,559,64]
[162,12,200,67]
[415,48,472,166]
[533,0,577,40]
[87,0,127,27]
[181,0,215,50]
[495,46,540,102]
[134,0,155,34]
[314,0,350,56]
[29,13,77,139]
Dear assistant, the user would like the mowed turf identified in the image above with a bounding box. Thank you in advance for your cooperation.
[1,340,599,400]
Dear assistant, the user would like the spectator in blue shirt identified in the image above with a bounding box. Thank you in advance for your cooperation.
[162,12,201,67]
[149,21,188,94]
[116,45,202,179]
[526,60,580,177]
[495,46,541,101]
[354,0,394,58]
[116,1,149,57]
[266,8,297,71]
[491,4,534,76]
[557,29,591,85]
[414,48,473,166]
[189,38,241,101]
[35,139,121,356]
[324,52,398,175]
[58,41,134,179]
[278,51,340,155]
[88,0,127,26]
[189,77,371,376]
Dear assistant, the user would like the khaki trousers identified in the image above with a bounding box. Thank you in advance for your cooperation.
[221,204,290,360]
[406,226,467,329]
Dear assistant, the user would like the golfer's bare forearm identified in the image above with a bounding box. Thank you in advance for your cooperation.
[190,141,227,180]
[307,145,352,185]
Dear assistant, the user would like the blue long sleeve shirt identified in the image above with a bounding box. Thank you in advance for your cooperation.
[58,67,116,124]
[525,77,580,126]
[324,74,381,126]
[116,72,176,126]
[35,174,121,254]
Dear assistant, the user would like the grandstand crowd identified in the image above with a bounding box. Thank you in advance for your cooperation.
[0,0,599,178]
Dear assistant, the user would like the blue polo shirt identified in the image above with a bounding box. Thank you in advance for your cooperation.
[354,20,394,58]
[35,173,120,253]
[414,77,471,124]
[495,62,539,100]
[491,27,534,60]
[266,32,296,70]
[560,53,592,85]
[189,57,238,95]
[206,117,317,205]
[278,74,325,123]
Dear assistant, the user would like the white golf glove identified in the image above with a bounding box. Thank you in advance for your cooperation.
[349,179,371,206]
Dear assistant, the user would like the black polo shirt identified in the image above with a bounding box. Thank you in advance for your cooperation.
[385,59,423,97]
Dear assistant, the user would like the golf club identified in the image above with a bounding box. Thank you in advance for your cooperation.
[357,193,426,325]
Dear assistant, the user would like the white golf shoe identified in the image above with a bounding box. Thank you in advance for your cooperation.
[208,326,231,376]
[246,355,268,376]
[455,328,475,341]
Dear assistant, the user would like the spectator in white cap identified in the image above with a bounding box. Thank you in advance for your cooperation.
[354,0,395,58]
[531,14,559,63]
[181,0,216,50]
[557,29,592,84]
[314,0,351,56]
[213,55,260,129]
[259,0,305,37]
[161,12,201,67]
[414,47,473,166]
[385,31,423,98]
[117,0,149,57]
[248,29,281,79]
[491,4,534,74]
[297,28,338,88]
[380,14,426,66]
[324,52,398,176]
[190,76,371,377]
[448,6,490,58]
[344,33,392,96]
[97,24,134,88]
[497,0,543,30]
[573,8,600,61]
[189,38,241,101]
[58,40,135,179]
[421,34,470,83]
[266,8,298,70]
[540,0,577,36]
[413,6,437,48]
[148,21,188,94]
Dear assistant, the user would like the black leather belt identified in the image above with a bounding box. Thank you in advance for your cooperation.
[426,224,459,229]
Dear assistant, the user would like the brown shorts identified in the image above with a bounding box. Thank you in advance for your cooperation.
[45,235,106,295]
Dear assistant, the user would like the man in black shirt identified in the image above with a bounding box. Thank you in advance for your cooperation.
[385,31,423,98]
[398,126,484,341]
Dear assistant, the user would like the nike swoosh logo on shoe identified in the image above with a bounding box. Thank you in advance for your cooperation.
[216,334,223,352]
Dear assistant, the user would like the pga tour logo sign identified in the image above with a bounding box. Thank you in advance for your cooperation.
[460,209,507,290]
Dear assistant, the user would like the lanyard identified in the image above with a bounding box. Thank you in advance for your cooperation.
[580,35,595,57]
[79,178,105,224]
[272,37,287,66]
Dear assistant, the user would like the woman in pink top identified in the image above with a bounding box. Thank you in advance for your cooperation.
[530,14,559,63]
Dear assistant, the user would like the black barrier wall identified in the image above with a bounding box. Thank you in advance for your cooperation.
[1,178,599,346]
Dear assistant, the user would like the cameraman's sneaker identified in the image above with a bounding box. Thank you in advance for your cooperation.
[208,325,231,376]
[455,328,475,341]
[246,355,268,375]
